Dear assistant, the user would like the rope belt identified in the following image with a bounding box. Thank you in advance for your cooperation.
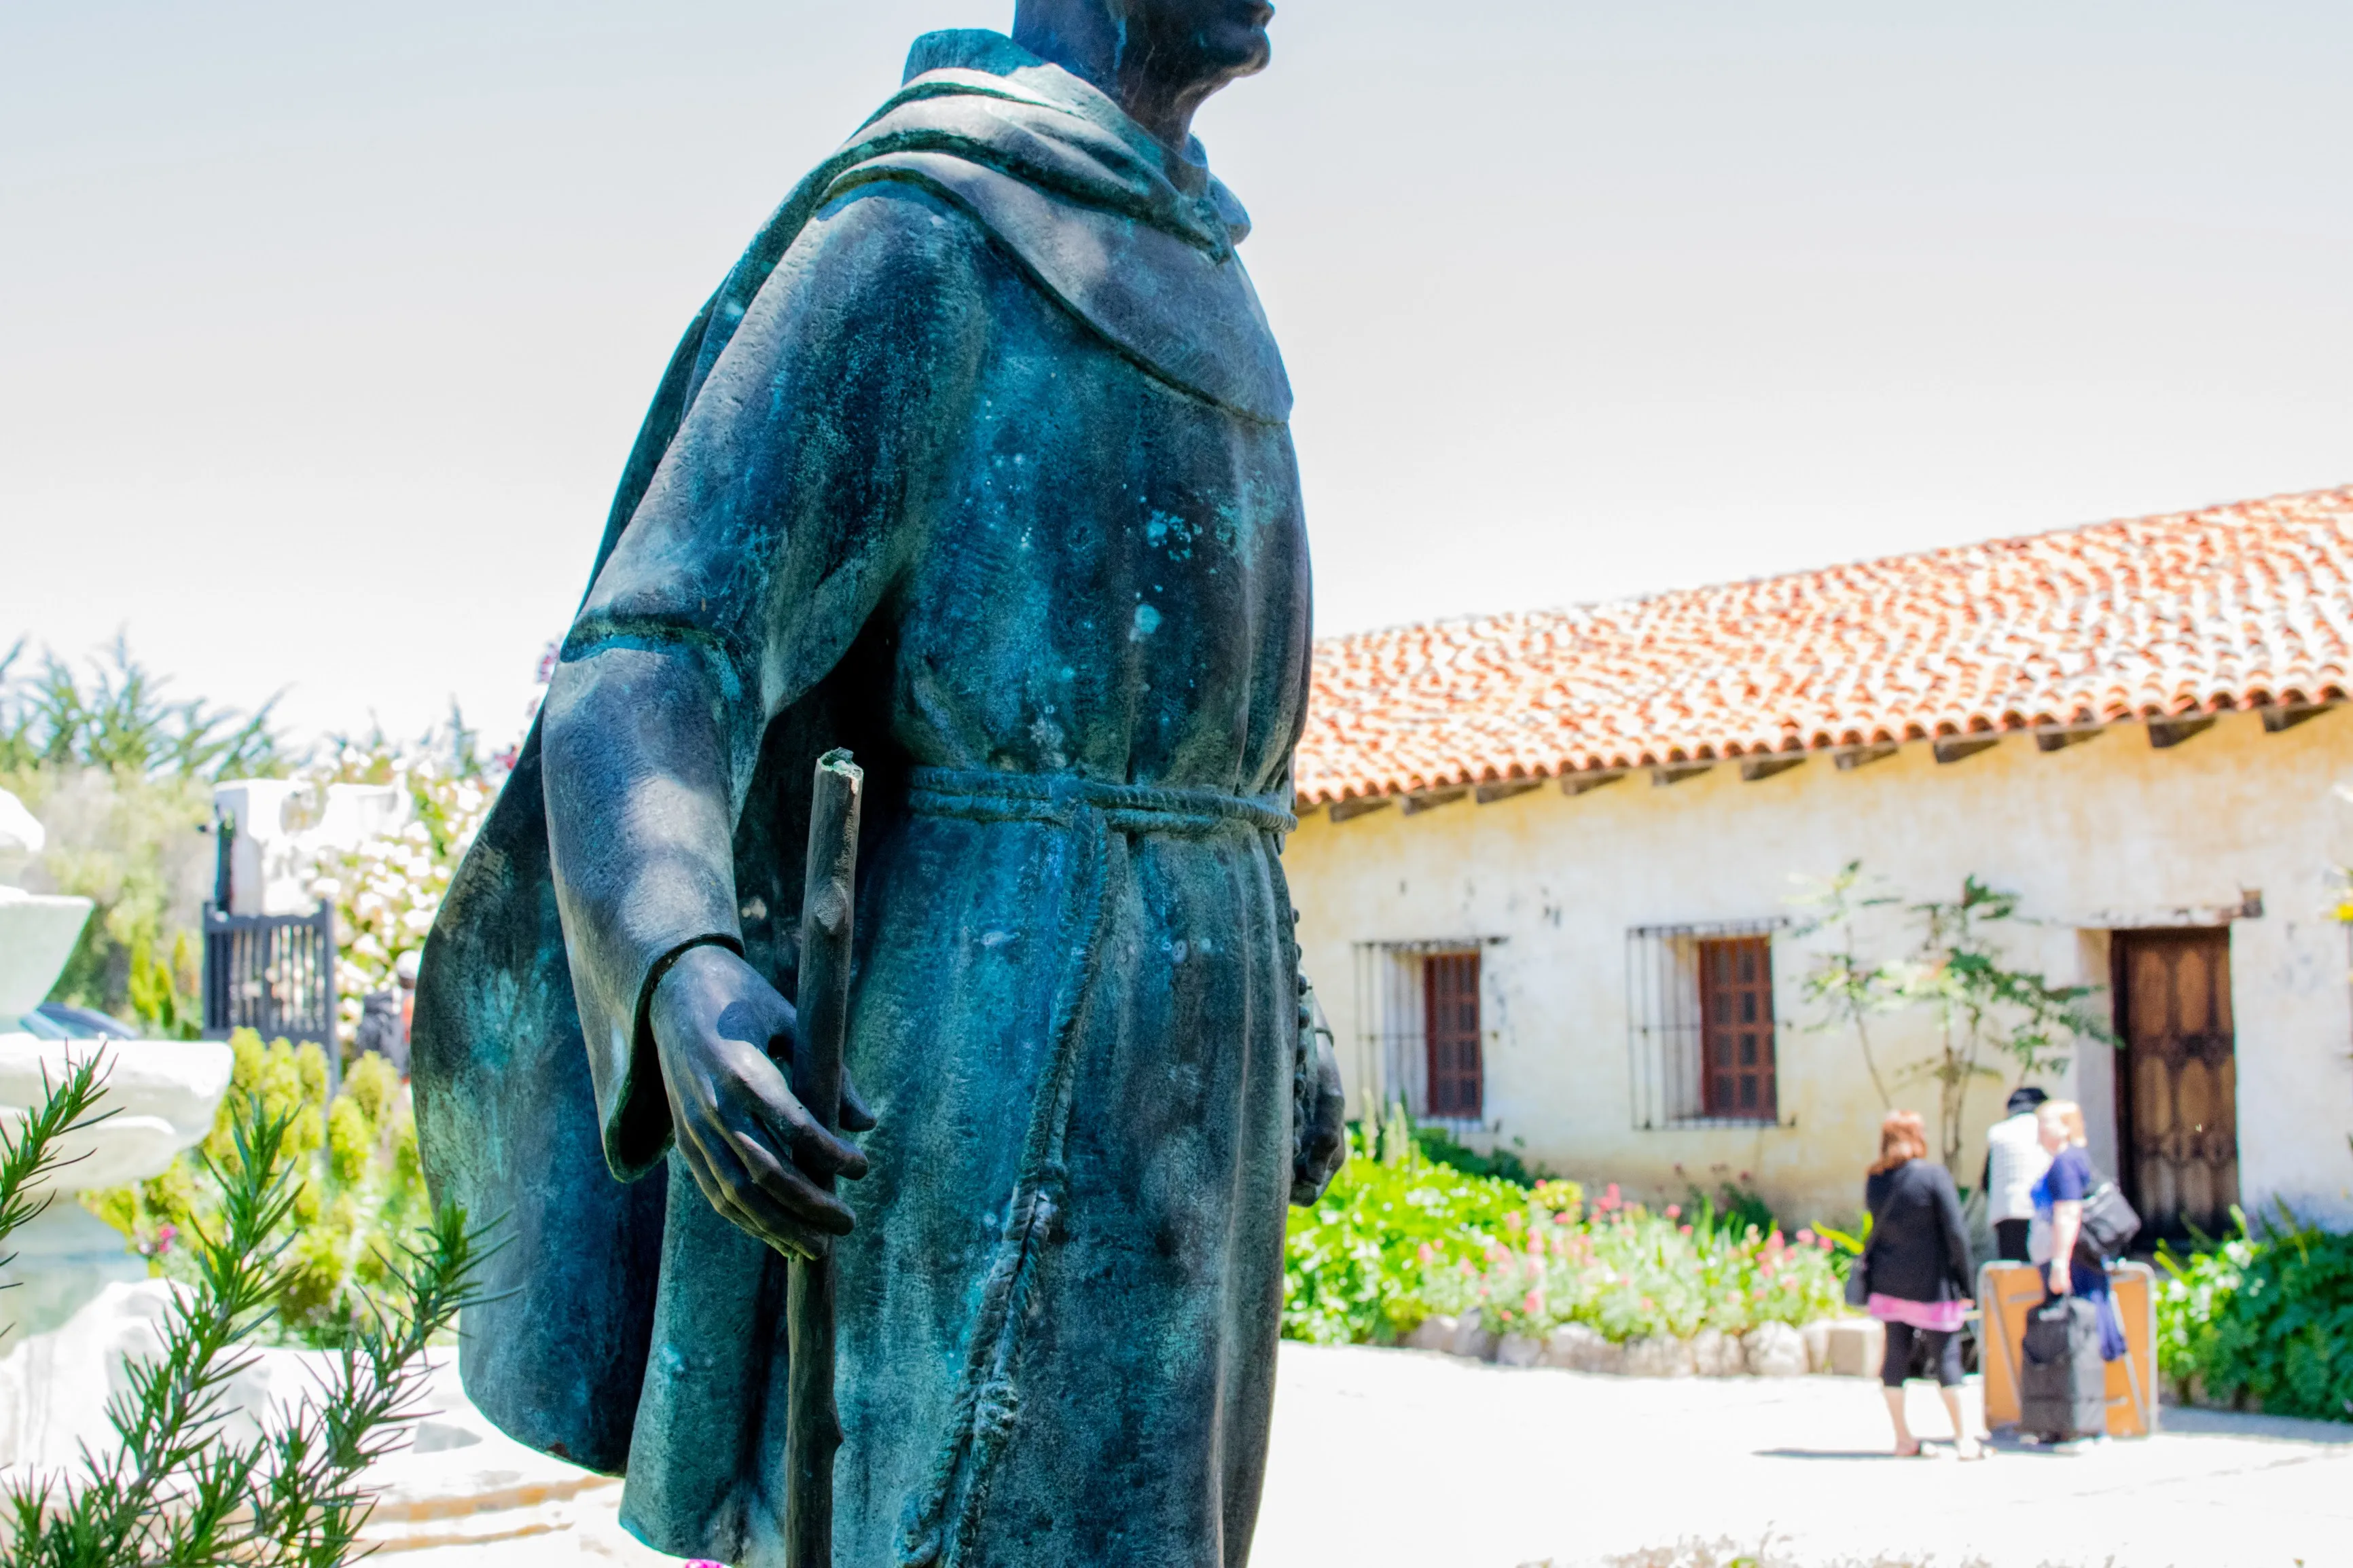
[907,765,1297,837]
[895,766,1292,1567]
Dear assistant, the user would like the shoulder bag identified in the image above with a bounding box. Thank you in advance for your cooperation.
[2075,1179,2142,1264]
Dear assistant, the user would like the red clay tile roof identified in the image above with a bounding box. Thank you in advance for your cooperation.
[1295,485,2353,807]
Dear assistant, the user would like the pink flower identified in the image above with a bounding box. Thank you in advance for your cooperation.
[1417,1243,1436,1264]
[1524,1290,1544,1315]
[1796,1228,1814,1245]
[1679,1224,1693,1235]
[1601,1183,1622,1211]
[1666,1204,1683,1220]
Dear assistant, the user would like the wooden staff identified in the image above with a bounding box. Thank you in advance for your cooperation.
[786,748,861,1568]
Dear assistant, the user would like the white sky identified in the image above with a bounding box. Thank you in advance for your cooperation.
[3,1,2348,746]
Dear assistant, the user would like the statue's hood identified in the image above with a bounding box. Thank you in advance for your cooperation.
[886,29,1255,253]
[672,29,1291,437]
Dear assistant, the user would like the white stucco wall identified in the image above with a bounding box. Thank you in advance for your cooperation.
[1285,709,2353,1228]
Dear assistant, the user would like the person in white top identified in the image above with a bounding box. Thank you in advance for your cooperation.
[1983,1085,2052,1262]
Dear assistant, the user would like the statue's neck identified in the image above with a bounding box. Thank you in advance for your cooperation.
[1009,22,1214,153]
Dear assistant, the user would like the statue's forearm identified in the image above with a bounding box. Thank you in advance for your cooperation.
[543,642,744,1167]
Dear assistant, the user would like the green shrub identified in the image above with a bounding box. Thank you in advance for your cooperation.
[85,1030,428,1348]
[2157,1207,2353,1422]
[1411,1124,1542,1187]
[1678,1168,1777,1240]
[1281,1125,1560,1345]
[1420,1188,1846,1343]
[1280,1122,1844,1347]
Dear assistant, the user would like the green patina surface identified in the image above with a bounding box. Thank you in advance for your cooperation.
[414,26,1334,1568]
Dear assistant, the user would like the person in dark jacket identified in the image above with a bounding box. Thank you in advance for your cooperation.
[1863,1110,1985,1459]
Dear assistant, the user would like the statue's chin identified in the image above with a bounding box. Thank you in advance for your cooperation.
[1203,28,1273,81]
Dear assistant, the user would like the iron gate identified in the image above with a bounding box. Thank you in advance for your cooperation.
[202,905,339,1083]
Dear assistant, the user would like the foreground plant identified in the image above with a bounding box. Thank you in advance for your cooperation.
[0,1059,489,1567]
[0,1057,113,1334]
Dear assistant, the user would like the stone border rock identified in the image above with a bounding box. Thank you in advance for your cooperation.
[1397,1312,1886,1378]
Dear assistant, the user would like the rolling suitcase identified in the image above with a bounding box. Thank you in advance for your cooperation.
[2019,1294,2106,1440]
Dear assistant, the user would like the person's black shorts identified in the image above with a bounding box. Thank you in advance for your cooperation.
[1882,1321,1965,1388]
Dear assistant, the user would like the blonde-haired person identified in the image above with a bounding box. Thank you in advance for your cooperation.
[1860,1110,1985,1459]
[2030,1099,2127,1365]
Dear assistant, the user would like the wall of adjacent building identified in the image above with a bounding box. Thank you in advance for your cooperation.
[1282,708,2353,1228]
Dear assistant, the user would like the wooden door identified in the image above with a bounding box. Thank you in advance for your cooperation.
[2112,930,2239,1243]
[1422,951,1483,1119]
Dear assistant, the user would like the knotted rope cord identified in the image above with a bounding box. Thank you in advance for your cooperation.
[906,766,1297,837]
[895,767,1291,1567]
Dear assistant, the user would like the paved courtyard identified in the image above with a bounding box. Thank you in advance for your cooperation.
[1254,1346,2353,1567]
[368,1345,2353,1567]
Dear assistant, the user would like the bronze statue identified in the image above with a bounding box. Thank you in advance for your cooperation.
[414,4,1345,1564]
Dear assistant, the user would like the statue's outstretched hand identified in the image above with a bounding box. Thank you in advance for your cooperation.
[649,943,874,1260]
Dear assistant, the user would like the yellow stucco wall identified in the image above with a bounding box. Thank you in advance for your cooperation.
[1283,709,2353,1228]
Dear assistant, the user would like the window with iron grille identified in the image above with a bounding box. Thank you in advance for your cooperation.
[1352,938,1498,1127]
[1626,919,1786,1129]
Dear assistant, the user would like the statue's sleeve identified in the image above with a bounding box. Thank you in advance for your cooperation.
[543,185,991,1175]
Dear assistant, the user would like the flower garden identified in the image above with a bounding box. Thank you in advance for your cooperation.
[1288,1110,2353,1420]
[1282,1112,1848,1354]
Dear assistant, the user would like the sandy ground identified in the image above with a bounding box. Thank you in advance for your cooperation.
[368,1344,2353,1568]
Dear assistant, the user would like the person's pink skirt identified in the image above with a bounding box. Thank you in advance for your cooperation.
[1867,1293,1971,1333]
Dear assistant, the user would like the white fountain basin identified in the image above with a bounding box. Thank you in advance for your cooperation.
[0,1035,235,1189]
[0,890,95,1021]
[0,1034,234,1337]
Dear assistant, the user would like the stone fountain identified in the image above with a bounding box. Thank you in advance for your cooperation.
[0,785,232,1332]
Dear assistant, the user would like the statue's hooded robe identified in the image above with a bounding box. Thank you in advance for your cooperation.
[414,29,1310,1568]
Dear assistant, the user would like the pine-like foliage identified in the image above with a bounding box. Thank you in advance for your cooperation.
[0,1054,488,1567]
